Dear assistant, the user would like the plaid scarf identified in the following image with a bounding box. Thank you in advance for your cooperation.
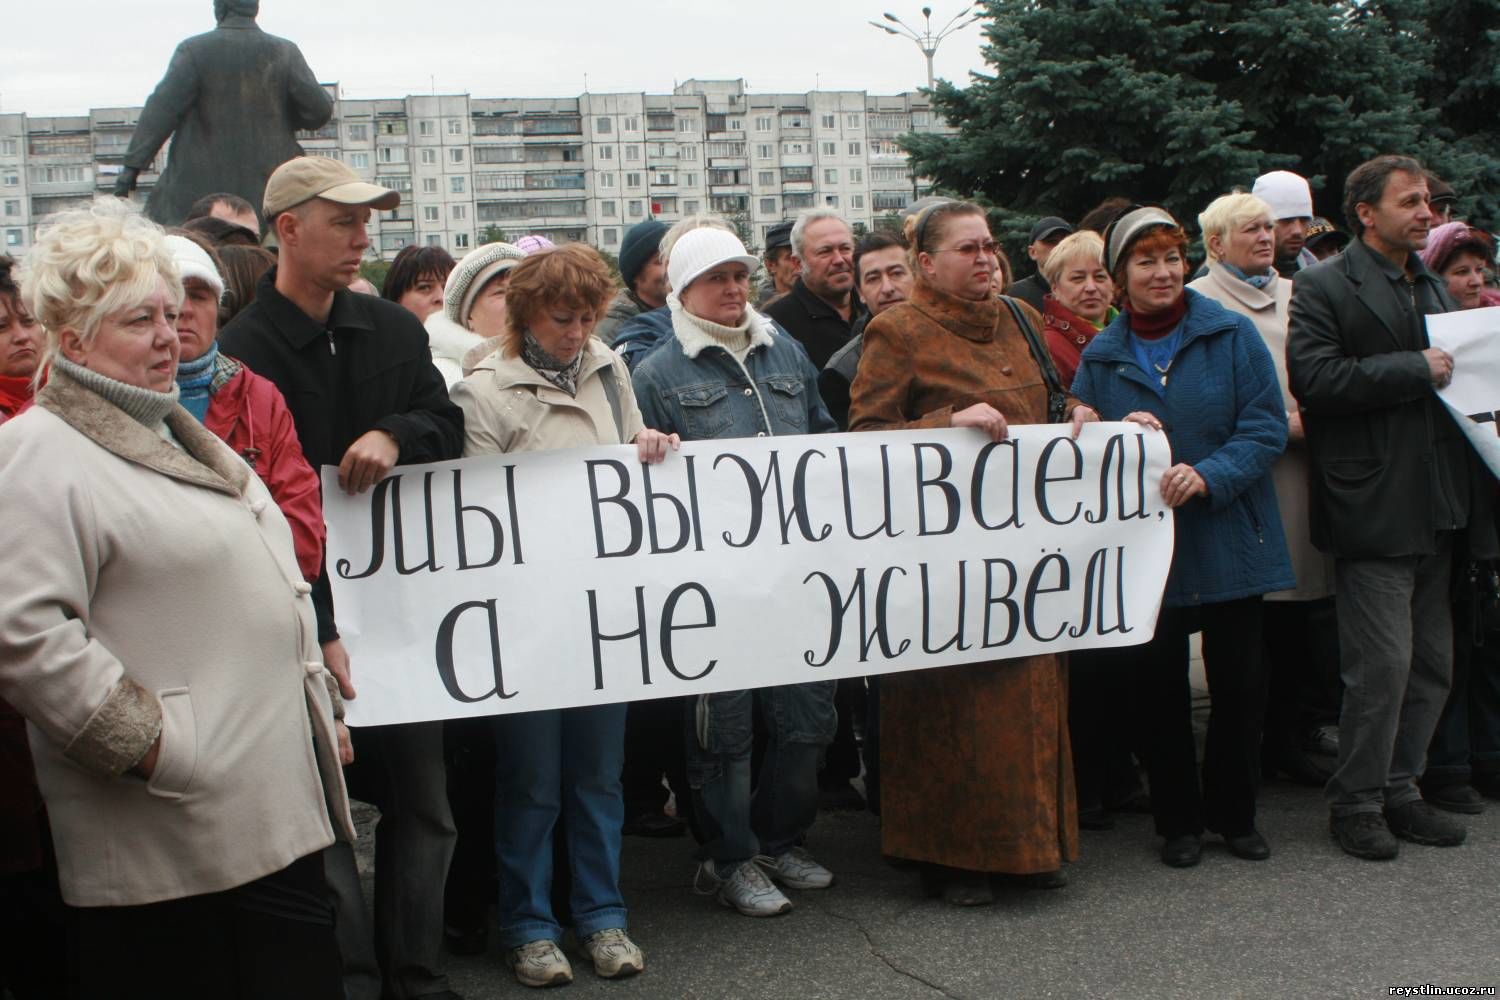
[521,332,585,396]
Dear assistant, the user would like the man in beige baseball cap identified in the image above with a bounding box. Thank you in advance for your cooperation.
[263,154,400,219]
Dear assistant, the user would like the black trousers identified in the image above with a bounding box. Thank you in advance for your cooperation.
[1261,597,1343,755]
[72,851,340,1000]
[1129,599,1270,838]
[621,694,694,830]
[1068,647,1137,814]
[443,716,496,932]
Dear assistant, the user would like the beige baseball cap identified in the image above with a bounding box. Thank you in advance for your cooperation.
[263,156,400,218]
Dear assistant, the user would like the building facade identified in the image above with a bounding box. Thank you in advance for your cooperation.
[0,79,950,260]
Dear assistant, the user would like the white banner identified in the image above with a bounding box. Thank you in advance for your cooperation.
[1428,308,1500,478]
[323,424,1175,727]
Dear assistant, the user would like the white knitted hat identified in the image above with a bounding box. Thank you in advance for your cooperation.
[1251,171,1313,221]
[444,242,527,327]
[666,228,760,293]
[164,234,225,301]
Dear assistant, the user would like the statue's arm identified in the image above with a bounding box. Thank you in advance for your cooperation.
[285,44,334,131]
[123,44,202,170]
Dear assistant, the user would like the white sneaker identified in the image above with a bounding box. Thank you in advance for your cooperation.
[580,927,645,978]
[695,859,793,917]
[509,938,573,988]
[759,846,834,889]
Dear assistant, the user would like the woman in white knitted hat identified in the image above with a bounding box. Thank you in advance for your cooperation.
[0,198,353,998]
[630,224,840,920]
[424,240,527,386]
[450,242,676,988]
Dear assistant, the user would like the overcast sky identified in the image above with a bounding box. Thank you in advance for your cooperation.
[3,1,989,117]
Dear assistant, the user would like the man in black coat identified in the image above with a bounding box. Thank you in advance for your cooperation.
[1007,216,1072,313]
[1287,154,1495,862]
[764,209,863,368]
[114,1,333,226]
[220,157,465,1000]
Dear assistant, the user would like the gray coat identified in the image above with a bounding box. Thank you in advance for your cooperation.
[124,14,332,225]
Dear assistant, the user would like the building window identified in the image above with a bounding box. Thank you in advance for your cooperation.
[759,197,776,214]
[783,141,807,155]
[378,175,412,193]
[628,200,643,217]
[757,170,774,186]
[598,172,615,187]
[755,116,772,132]
[655,172,674,185]
[678,117,697,133]
[624,116,640,132]
[2,200,17,217]
[422,177,438,193]
[5,230,21,247]
[823,169,838,184]
[348,124,369,142]
[426,234,444,246]
[598,146,613,160]
[625,145,639,161]
[847,141,862,156]
[378,119,408,136]
[452,204,467,220]
[603,228,619,244]
[825,195,839,207]
[756,144,773,160]
[595,117,613,134]
[626,172,641,188]
[852,194,865,209]
[449,148,465,164]
[450,176,466,193]
[447,119,463,135]
[681,145,698,162]
[847,113,862,129]
[820,114,836,129]
[419,120,435,136]
[683,173,698,187]
[2,174,16,187]
[728,118,744,132]
[849,168,863,183]
[349,152,370,170]
[821,142,836,156]
[416,148,435,164]
[423,206,439,222]
[29,165,88,184]
[912,111,932,127]
[602,200,619,216]
[684,200,699,214]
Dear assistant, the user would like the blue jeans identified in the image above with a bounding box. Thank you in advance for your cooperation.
[686,681,837,865]
[491,704,627,949]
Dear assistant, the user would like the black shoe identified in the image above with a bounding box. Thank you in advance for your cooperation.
[443,923,487,957]
[1421,783,1487,815]
[1330,812,1399,860]
[1386,800,1467,846]
[995,867,1069,890]
[622,810,686,838]
[1220,829,1271,861]
[1161,834,1202,868]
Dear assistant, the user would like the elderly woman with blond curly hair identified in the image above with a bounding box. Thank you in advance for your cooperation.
[0,199,353,999]
[450,242,676,989]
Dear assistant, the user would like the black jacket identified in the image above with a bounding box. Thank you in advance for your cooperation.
[220,270,465,638]
[1008,272,1051,315]
[763,277,862,369]
[1286,238,1494,559]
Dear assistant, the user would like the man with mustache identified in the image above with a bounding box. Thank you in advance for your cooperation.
[765,208,863,369]
[1288,154,1495,862]
[219,156,466,1000]
[1253,170,1319,278]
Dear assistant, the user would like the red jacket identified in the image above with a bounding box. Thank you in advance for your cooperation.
[205,359,325,580]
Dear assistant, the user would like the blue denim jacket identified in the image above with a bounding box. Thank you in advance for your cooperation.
[631,305,837,441]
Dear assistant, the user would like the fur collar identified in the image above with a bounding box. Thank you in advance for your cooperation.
[36,367,250,498]
[666,295,776,359]
[425,312,488,366]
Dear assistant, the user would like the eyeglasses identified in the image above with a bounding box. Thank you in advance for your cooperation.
[933,240,1001,259]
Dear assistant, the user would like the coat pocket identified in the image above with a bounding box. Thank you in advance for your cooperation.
[763,376,808,431]
[675,384,733,439]
[147,687,198,800]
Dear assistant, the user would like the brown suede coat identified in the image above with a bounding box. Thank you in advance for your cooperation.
[850,283,1079,873]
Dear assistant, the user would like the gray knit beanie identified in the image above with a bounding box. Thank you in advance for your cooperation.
[1104,206,1180,274]
[445,242,527,328]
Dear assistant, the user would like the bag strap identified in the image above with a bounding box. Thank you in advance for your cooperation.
[599,366,628,445]
[999,295,1068,425]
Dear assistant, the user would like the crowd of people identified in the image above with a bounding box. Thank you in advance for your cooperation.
[0,148,1497,998]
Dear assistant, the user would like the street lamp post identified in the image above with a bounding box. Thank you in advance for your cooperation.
[868,5,984,90]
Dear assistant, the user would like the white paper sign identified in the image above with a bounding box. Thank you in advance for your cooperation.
[1428,308,1500,478]
[323,424,1176,727]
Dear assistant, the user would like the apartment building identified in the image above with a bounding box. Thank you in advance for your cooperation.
[0,79,950,260]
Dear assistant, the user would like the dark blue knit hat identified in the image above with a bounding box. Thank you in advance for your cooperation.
[619,219,669,289]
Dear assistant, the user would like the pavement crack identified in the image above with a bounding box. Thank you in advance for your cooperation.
[803,898,966,999]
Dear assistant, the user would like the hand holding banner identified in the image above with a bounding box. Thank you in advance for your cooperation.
[323,424,1175,727]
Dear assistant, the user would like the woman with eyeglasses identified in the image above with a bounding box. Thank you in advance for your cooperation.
[849,199,1098,906]
[1071,206,1293,869]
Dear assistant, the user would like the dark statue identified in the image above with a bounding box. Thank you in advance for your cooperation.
[114,0,333,226]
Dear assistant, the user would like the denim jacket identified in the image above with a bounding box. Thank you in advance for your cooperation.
[630,302,837,441]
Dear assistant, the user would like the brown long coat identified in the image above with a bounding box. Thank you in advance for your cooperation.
[849,284,1079,873]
